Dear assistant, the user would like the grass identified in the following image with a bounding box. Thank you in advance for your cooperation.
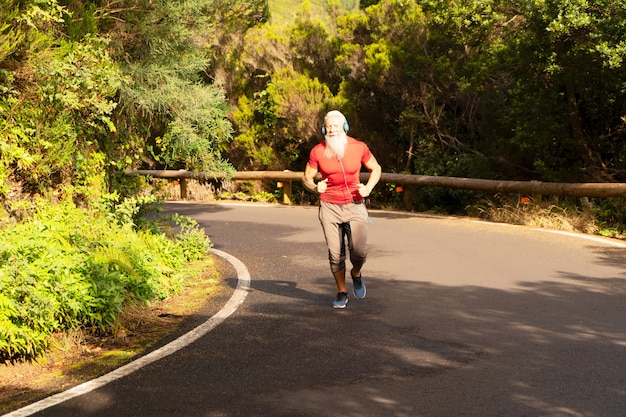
[0,257,230,415]
[473,195,599,235]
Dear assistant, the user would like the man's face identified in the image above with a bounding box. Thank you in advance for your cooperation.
[324,115,348,158]
[324,116,345,137]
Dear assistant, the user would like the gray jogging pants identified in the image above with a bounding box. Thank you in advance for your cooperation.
[318,201,369,274]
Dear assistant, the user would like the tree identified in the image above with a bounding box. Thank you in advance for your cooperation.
[1,0,270,217]
[359,0,379,8]
[511,0,626,181]
[441,0,626,181]
[334,0,437,172]
[231,68,334,170]
[1,1,122,205]
[222,2,339,170]
[50,0,269,196]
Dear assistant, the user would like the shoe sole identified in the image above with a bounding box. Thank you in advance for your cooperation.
[332,299,348,309]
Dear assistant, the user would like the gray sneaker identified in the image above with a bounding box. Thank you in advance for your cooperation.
[332,292,348,309]
[352,276,366,299]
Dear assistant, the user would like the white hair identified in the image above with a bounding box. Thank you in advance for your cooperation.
[324,110,348,127]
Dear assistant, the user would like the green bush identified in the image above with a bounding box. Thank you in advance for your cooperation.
[162,214,213,263]
[0,198,211,362]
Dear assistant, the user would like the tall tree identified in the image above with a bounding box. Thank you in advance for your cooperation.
[59,0,270,175]
[334,0,438,172]
[1,0,122,204]
[223,2,340,170]
[509,0,626,181]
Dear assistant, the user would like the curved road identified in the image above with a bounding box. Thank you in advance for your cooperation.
[9,202,626,416]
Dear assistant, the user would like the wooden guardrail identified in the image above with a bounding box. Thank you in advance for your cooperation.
[126,169,626,207]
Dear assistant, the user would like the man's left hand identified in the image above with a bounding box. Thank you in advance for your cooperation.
[358,183,371,198]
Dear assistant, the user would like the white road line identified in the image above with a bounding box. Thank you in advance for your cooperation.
[3,248,250,417]
[536,228,626,247]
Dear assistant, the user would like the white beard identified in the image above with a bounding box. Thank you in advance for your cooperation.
[324,133,348,159]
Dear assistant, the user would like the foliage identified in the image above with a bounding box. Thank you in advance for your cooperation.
[3,0,626,212]
[215,0,626,217]
[101,192,162,229]
[85,0,258,178]
[231,68,334,169]
[268,0,358,26]
[0,0,267,360]
[473,194,599,235]
[590,198,626,237]
[1,11,122,199]
[0,198,211,362]
[1,0,268,218]
[150,84,234,173]
[162,214,213,262]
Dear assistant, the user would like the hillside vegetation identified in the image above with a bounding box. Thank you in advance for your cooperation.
[268,0,359,25]
[1,0,263,361]
[0,196,211,361]
[2,0,626,361]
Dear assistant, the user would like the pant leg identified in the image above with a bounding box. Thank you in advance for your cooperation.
[346,204,369,272]
[319,202,369,273]
[319,202,346,273]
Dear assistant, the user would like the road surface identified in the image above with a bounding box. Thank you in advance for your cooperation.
[7,202,626,417]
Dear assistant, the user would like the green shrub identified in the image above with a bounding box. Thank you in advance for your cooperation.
[0,198,211,362]
[162,214,213,263]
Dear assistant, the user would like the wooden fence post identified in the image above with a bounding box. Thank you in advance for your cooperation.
[283,181,292,205]
[403,186,412,211]
[180,178,188,200]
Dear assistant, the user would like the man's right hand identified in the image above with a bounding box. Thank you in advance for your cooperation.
[316,178,328,194]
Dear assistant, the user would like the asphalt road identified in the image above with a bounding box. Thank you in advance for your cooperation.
[8,202,626,417]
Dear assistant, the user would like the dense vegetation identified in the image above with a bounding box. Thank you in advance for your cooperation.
[1,0,626,360]
[3,0,626,211]
[0,196,211,361]
[0,0,260,360]
[224,1,626,213]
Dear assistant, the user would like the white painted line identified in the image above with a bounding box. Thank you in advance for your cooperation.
[535,228,626,247]
[3,248,250,417]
